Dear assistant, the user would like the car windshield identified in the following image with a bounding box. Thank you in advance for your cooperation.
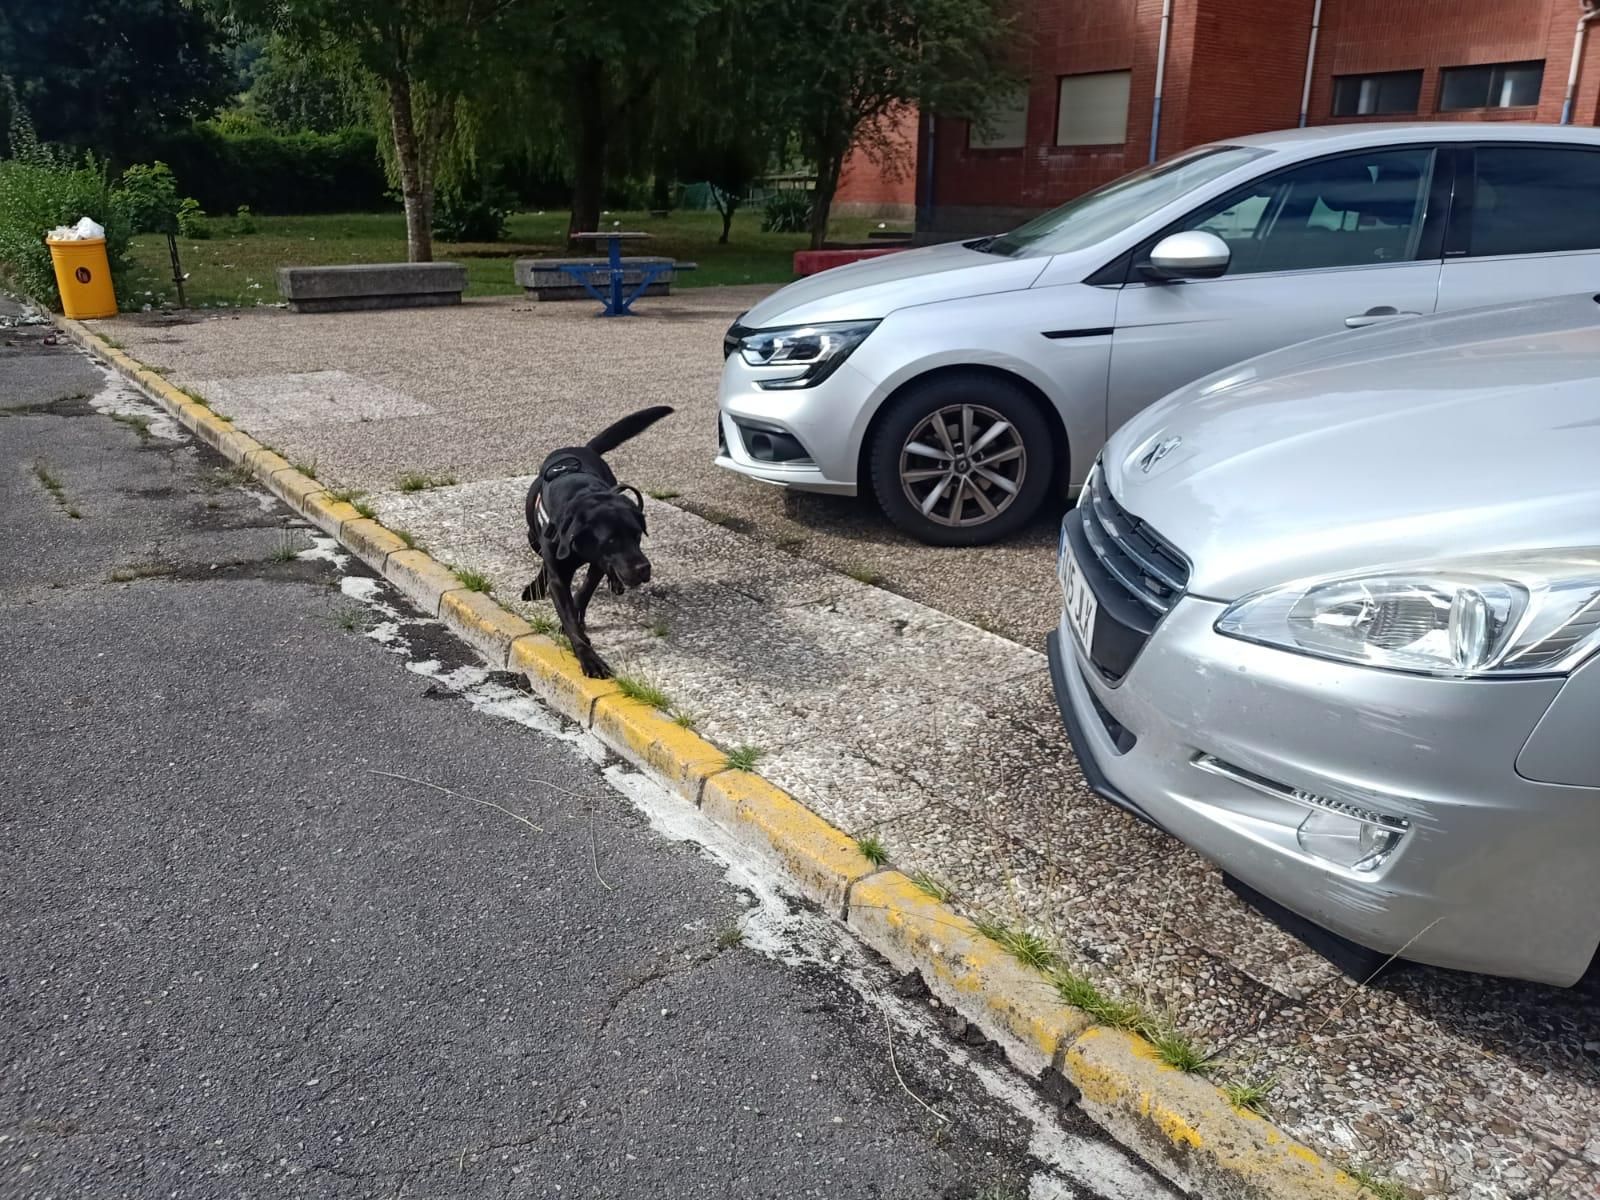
[981,145,1270,258]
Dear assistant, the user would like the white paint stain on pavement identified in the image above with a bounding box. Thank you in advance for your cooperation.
[85,361,185,442]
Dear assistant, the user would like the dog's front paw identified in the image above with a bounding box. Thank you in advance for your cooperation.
[577,650,612,679]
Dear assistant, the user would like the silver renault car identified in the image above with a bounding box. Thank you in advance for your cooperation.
[1049,292,1600,986]
[718,123,1600,546]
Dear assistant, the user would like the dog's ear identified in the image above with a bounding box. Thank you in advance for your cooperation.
[615,485,647,535]
[553,507,583,558]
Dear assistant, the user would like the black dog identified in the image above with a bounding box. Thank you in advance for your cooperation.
[521,405,674,679]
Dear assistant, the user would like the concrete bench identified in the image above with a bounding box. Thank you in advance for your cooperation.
[276,263,468,313]
[515,257,684,302]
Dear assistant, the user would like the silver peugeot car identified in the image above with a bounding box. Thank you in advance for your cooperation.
[717,123,1600,546]
[1049,292,1600,986]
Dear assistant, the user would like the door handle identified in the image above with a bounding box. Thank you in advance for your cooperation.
[1345,306,1422,328]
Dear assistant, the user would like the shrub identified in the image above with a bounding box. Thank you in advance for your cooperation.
[0,155,132,310]
[761,189,813,234]
[229,204,257,235]
[150,122,388,215]
[176,197,211,239]
[118,161,180,235]
[432,176,510,243]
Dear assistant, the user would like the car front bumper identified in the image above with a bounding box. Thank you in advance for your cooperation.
[1048,592,1600,986]
[713,353,873,496]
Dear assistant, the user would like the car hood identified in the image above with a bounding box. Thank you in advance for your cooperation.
[1104,294,1600,600]
[740,241,1049,326]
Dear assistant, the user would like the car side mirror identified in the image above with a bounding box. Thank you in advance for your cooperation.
[1140,231,1231,282]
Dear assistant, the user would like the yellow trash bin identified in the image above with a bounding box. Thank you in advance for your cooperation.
[47,236,118,320]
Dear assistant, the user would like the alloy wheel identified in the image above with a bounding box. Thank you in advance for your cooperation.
[897,402,1027,528]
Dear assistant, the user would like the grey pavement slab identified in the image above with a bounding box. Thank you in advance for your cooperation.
[0,326,1170,1200]
[88,293,1600,1199]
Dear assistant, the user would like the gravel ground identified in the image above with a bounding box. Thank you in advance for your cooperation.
[90,293,1600,1200]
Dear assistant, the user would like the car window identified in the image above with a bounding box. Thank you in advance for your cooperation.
[982,145,1269,258]
[1468,146,1600,257]
[1172,148,1435,276]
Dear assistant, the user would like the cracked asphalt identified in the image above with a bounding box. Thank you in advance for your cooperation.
[0,311,1171,1200]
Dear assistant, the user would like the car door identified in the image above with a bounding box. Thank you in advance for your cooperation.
[1436,143,1600,311]
[1105,145,1448,434]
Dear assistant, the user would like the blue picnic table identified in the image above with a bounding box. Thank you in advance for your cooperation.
[563,231,675,317]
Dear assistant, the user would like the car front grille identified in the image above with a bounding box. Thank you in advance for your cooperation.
[1079,470,1189,615]
[1064,469,1190,682]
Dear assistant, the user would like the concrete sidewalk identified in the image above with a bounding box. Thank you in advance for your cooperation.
[92,294,1600,1200]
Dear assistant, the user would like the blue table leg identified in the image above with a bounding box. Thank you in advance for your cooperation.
[606,235,625,317]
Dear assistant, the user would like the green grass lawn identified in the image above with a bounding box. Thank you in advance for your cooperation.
[125,209,898,309]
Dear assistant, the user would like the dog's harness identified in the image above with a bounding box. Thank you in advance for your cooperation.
[534,455,584,535]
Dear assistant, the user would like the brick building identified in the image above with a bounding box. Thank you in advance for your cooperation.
[830,0,1600,232]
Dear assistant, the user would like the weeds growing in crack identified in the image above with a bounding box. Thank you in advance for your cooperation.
[270,529,304,562]
[716,922,744,950]
[1221,1074,1277,1115]
[32,460,80,518]
[528,612,559,637]
[646,487,679,501]
[647,617,669,638]
[180,387,209,408]
[1348,1165,1412,1200]
[329,602,367,632]
[844,563,883,586]
[454,567,493,595]
[671,709,699,731]
[212,463,253,488]
[352,497,377,520]
[721,744,763,773]
[972,916,1057,972]
[855,833,889,867]
[614,672,672,711]
[396,470,456,493]
[1146,1018,1212,1074]
[110,412,152,443]
[109,561,173,583]
[393,528,419,550]
[909,870,953,903]
[328,487,365,504]
[293,458,319,480]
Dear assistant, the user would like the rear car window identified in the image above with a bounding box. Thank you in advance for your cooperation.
[1468,146,1600,258]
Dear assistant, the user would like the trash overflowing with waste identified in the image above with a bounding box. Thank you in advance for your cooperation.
[46,216,106,242]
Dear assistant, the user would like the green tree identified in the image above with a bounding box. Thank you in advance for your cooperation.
[759,0,1018,248]
[240,35,370,134]
[513,0,714,242]
[210,0,524,262]
[657,0,784,244]
[0,0,235,162]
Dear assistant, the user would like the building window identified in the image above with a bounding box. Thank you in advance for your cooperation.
[1438,60,1544,110]
[969,89,1028,150]
[1331,70,1423,117]
[1056,71,1131,147]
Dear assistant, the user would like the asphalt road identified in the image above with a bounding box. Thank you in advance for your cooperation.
[0,313,1172,1199]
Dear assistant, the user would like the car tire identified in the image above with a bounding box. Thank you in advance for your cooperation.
[867,373,1055,547]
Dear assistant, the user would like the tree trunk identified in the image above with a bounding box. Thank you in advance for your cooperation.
[387,73,433,263]
[567,61,607,245]
[714,191,738,244]
[809,150,843,250]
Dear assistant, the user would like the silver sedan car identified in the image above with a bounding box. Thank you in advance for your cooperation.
[1048,292,1600,986]
[717,123,1600,546]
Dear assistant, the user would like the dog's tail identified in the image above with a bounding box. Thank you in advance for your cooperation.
[586,405,675,455]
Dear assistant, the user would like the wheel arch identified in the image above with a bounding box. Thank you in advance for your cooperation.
[855,364,1072,503]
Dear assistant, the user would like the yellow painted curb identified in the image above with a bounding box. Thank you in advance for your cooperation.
[507,634,621,725]
[52,313,1366,1200]
[385,549,465,618]
[591,694,727,799]
[1063,1027,1363,1200]
[700,770,876,916]
[438,588,534,669]
[301,492,365,539]
[262,467,327,514]
[847,871,1090,1077]
[341,518,409,572]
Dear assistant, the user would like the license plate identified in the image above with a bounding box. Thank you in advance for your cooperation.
[1059,536,1098,653]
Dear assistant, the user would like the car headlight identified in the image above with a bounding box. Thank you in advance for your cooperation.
[737,320,878,390]
[1215,552,1600,677]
